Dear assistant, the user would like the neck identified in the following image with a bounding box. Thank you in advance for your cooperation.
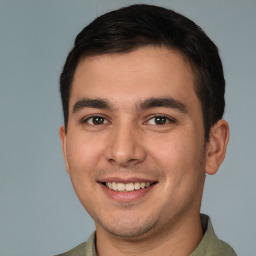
[95,212,203,256]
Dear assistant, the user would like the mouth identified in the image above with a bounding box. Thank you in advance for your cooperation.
[102,181,155,192]
[99,179,157,202]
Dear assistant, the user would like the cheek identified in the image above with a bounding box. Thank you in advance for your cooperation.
[66,132,105,170]
[149,130,202,167]
[148,129,205,194]
[65,133,107,198]
[153,131,205,208]
[65,134,103,206]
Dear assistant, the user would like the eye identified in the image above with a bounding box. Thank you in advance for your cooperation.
[83,116,109,125]
[147,115,174,125]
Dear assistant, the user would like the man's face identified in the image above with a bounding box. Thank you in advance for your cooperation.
[60,46,208,239]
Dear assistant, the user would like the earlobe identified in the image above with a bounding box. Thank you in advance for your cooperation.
[59,125,71,174]
[205,120,229,175]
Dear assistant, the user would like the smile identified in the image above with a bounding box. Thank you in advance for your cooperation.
[104,182,154,192]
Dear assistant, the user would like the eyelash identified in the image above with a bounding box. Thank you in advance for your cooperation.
[145,115,176,125]
[81,115,110,125]
[81,114,176,126]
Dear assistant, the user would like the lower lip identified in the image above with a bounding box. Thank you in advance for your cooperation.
[99,183,155,202]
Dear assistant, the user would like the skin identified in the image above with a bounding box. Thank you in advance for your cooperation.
[59,46,229,256]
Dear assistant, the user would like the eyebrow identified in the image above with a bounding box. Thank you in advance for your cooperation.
[72,98,114,113]
[72,97,188,114]
[139,97,188,113]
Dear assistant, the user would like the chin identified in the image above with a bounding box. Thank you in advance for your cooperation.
[96,215,159,240]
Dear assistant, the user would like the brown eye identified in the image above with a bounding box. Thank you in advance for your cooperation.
[147,116,170,125]
[154,116,167,125]
[92,117,105,125]
[85,116,108,125]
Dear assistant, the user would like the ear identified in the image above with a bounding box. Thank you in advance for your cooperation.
[205,120,229,175]
[59,125,71,174]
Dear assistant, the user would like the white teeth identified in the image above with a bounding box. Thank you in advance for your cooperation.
[112,182,117,190]
[107,182,112,189]
[117,183,125,191]
[125,183,134,191]
[134,182,141,190]
[145,182,150,188]
[105,181,153,192]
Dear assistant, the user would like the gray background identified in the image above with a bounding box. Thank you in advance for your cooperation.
[0,0,255,255]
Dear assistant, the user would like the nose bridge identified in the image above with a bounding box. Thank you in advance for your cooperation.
[106,117,146,166]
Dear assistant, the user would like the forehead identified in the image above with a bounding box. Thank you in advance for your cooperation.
[70,46,198,110]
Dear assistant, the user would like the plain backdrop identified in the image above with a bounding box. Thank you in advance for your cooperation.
[0,0,255,255]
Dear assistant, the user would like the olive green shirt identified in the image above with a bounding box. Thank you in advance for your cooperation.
[56,214,237,256]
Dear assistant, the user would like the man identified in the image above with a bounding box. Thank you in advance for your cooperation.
[58,4,237,256]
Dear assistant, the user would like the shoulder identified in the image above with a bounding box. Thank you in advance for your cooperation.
[55,232,96,256]
[191,214,237,256]
[55,242,87,256]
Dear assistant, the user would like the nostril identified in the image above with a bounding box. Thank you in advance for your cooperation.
[107,158,116,165]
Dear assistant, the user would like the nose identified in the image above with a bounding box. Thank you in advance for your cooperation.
[105,121,147,167]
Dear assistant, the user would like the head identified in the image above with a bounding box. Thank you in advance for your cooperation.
[60,4,225,140]
[59,4,229,244]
